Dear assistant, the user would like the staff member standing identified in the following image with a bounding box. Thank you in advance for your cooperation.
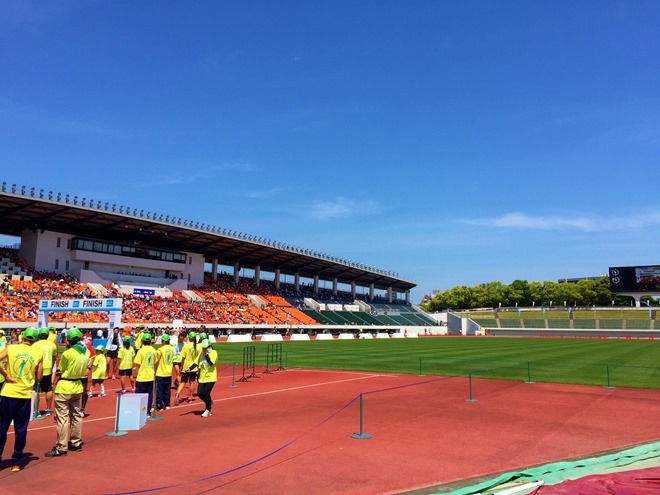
[117,336,135,393]
[154,334,174,411]
[133,333,157,413]
[175,331,199,405]
[45,328,90,457]
[133,324,145,352]
[197,339,217,418]
[34,327,58,416]
[0,327,44,471]
[47,325,58,344]
[0,330,7,394]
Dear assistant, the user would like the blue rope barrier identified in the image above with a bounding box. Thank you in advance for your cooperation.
[104,375,455,495]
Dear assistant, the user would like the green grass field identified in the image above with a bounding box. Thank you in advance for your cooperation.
[213,337,660,389]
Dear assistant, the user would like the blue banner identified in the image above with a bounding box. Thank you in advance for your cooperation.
[133,288,155,296]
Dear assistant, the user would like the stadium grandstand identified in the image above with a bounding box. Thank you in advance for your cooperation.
[0,183,442,334]
[454,306,658,338]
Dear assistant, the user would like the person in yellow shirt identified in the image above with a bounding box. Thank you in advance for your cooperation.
[0,327,44,471]
[89,346,109,398]
[47,325,58,344]
[197,339,218,418]
[133,324,145,351]
[133,333,157,412]
[154,334,175,411]
[33,327,59,416]
[45,328,90,457]
[0,330,7,394]
[175,331,200,405]
[172,353,182,392]
[117,336,135,393]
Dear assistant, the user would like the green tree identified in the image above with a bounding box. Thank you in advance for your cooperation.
[507,280,531,306]
[472,281,506,308]
[421,275,634,311]
[528,281,544,306]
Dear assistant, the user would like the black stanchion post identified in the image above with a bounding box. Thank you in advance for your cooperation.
[351,393,372,439]
[229,362,239,388]
[465,371,478,403]
[147,378,163,421]
[604,364,615,389]
[525,360,535,384]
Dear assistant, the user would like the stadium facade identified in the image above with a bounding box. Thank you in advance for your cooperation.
[0,183,416,304]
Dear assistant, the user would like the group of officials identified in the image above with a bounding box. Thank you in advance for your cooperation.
[0,326,218,472]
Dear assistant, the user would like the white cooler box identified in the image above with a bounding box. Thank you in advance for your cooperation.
[117,393,149,430]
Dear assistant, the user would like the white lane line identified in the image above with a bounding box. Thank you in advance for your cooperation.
[219,374,381,402]
[289,368,400,377]
[15,373,382,434]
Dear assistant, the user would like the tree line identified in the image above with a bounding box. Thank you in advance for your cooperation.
[420,277,659,312]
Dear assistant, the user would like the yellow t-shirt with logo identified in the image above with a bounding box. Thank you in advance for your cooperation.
[55,346,90,395]
[1,344,43,399]
[134,345,157,382]
[92,353,107,380]
[134,331,144,350]
[155,345,175,378]
[198,349,218,383]
[0,340,6,385]
[181,342,201,372]
[118,345,135,371]
[34,339,58,376]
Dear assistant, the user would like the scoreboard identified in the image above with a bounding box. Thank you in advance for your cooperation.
[609,266,660,292]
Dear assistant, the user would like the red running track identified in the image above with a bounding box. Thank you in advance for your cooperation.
[1,367,660,495]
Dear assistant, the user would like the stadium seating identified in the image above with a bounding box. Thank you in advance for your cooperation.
[0,254,428,328]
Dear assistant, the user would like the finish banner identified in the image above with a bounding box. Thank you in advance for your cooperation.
[38,298,123,312]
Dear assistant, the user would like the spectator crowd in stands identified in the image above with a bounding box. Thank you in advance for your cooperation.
[0,249,408,329]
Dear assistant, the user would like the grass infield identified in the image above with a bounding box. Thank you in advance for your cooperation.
[214,337,660,390]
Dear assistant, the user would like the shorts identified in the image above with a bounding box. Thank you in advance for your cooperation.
[181,371,197,383]
[119,369,132,377]
[39,374,53,393]
[92,379,104,385]
[107,350,118,359]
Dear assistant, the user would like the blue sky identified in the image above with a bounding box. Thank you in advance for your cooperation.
[1,1,659,303]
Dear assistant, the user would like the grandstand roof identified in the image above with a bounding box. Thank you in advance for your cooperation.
[0,189,415,292]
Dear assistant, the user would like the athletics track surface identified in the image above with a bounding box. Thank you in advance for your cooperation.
[1,365,660,495]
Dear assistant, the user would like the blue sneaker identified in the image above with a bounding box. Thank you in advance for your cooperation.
[45,409,52,416]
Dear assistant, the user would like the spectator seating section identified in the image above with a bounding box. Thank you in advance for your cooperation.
[0,253,433,327]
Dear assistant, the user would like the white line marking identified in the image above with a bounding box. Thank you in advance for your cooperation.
[220,374,381,402]
[16,373,382,434]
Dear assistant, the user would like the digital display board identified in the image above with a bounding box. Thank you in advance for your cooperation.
[609,266,660,292]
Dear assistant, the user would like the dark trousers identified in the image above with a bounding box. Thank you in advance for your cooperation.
[197,381,215,411]
[155,376,171,410]
[0,396,31,465]
[136,381,154,411]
